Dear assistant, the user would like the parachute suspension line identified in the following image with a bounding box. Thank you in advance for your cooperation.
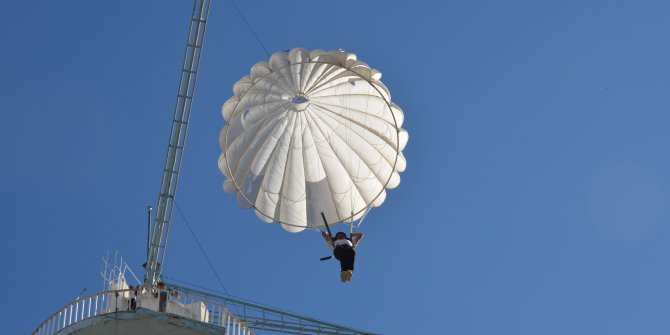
[227,0,271,57]
[173,200,241,317]
[353,207,371,232]
[348,74,364,232]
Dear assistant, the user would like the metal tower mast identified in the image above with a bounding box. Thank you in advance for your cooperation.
[145,0,212,286]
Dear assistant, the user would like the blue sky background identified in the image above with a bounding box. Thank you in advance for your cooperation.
[2,0,670,334]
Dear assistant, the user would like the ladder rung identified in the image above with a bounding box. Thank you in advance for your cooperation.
[177,94,193,99]
[186,43,203,49]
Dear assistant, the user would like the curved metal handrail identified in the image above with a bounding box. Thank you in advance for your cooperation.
[32,287,252,335]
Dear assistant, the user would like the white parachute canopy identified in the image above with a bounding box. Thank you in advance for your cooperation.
[219,48,408,233]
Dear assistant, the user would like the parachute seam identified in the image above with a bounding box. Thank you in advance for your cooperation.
[237,89,285,103]
[234,99,291,131]
[306,105,372,221]
[304,70,363,97]
[317,106,394,183]
[303,62,333,95]
[275,64,298,97]
[309,103,387,210]
[310,100,401,160]
[280,113,310,224]
[298,112,321,228]
[305,67,351,97]
[308,80,381,99]
[257,62,326,96]
[225,104,288,174]
[273,112,300,225]
[306,63,404,194]
[299,60,316,93]
[236,114,292,215]
[229,111,288,204]
[249,72,293,97]
[308,67,405,217]
[226,88,289,134]
[304,65,346,96]
[309,101,397,136]
[289,57,304,95]
[303,108,344,225]
[237,114,290,223]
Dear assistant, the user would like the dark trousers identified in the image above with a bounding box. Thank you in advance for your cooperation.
[334,246,356,272]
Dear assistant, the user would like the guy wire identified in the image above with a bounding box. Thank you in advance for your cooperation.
[228,0,271,56]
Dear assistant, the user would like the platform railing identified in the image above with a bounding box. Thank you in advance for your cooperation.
[32,287,253,335]
[170,284,379,335]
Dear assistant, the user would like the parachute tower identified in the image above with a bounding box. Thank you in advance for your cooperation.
[33,1,403,335]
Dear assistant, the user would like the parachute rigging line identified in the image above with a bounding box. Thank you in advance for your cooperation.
[353,207,371,231]
[173,200,241,316]
[227,0,270,57]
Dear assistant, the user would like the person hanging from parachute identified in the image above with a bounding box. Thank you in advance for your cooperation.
[321,230,364,282]
[219,48,408,280]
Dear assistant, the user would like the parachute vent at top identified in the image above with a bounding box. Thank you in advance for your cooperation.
[219,48,408,233]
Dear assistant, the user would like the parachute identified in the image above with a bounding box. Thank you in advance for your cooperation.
[219,48,408,233]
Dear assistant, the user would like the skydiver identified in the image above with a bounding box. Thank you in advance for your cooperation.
[321,231,364,282]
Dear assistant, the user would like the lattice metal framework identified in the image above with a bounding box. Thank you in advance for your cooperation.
[145,0,212,286]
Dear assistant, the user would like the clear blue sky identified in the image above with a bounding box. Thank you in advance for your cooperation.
[2,0,670,334]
